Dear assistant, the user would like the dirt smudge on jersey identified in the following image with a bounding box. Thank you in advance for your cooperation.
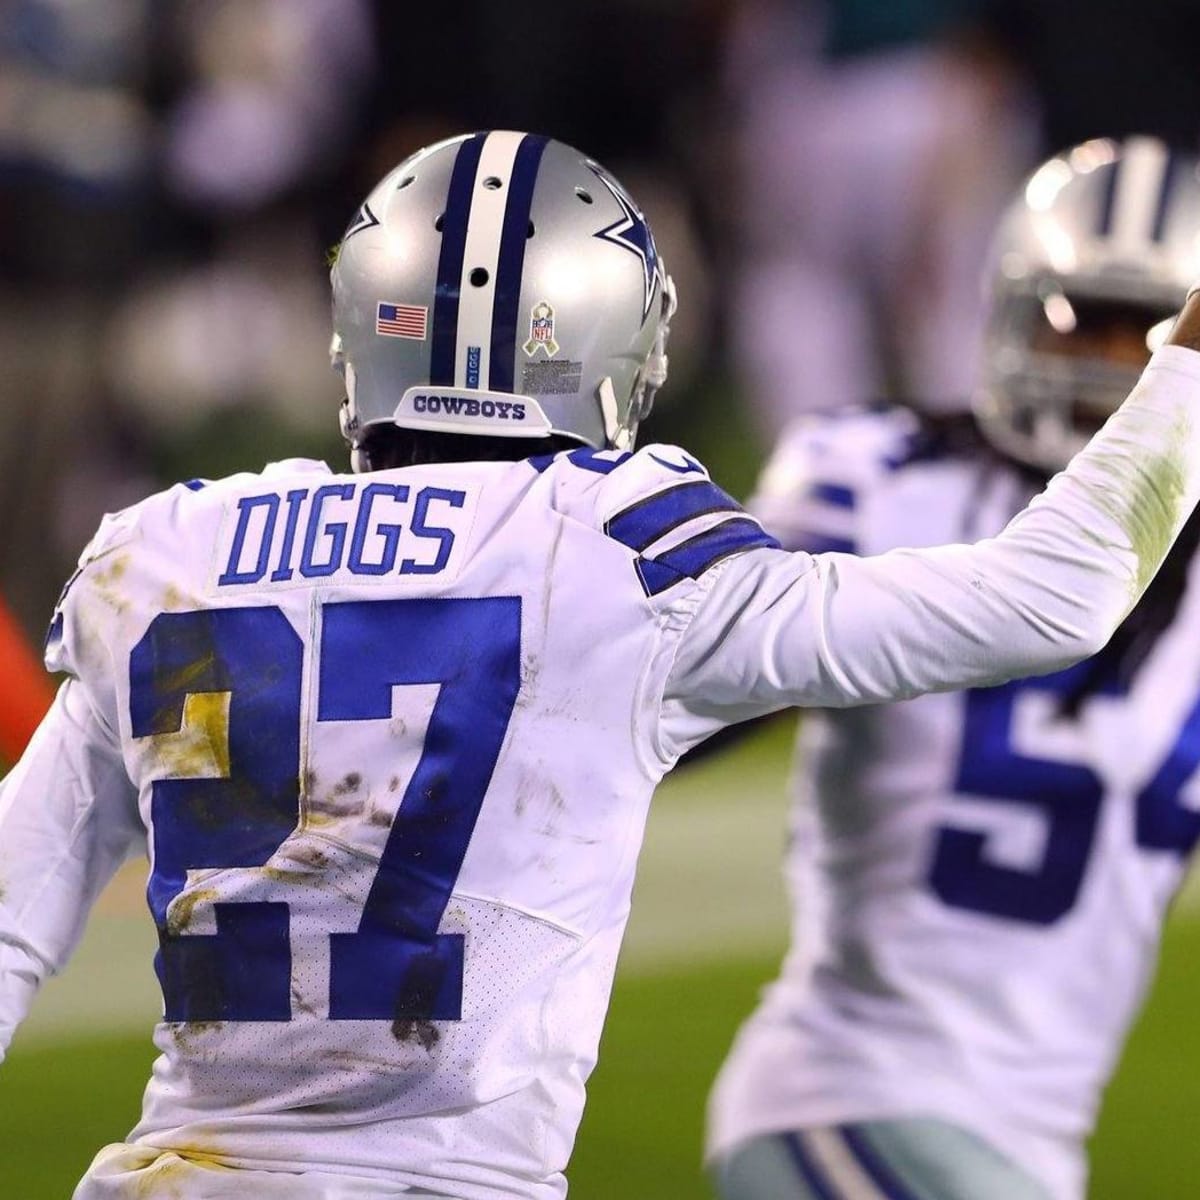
[512,771,599,846]
[335,771,362,795]
[262,865,320,885]
[390,952,446,1050]
[367,804,394,828]
[306,771,369,825]
[391,1018,440,1051]
[291,983,320,1017]
[161,584,191,611]
[167,1020,225,1057]
[277,842,329,871]
[327,1048,404,1073]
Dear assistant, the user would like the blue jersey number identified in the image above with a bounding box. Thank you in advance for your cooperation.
[929,663,1200,925]
[130,597,521,1022]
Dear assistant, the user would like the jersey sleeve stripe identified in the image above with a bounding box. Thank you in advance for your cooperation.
[635,516,780,596]
[605,480,744,552]
[792,531,857,554]
[809,481,856,509]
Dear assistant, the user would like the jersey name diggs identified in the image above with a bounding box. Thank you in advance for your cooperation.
[411,394,527,420]
[217,482,471,586]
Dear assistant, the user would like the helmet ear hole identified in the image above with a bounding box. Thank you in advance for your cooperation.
[434,213,444,232]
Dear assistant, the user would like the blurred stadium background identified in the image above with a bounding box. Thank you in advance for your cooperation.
[5,1,1200,1195]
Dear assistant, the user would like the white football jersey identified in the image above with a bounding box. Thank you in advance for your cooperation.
[708,405,1200,1200]
[4,345,1200,1199]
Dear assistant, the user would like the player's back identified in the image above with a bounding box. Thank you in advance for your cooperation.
[709,407,1200,1200]
[55,444,769,1198]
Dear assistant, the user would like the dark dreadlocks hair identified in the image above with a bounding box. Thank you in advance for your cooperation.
[902,407,1200,717]
[357,425,584,471]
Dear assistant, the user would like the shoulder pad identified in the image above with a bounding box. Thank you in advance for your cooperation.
[594,443,779,597]
[749,406,922,553]
[44,502,142,672]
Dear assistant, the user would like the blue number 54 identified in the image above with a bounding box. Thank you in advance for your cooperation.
[929,661,1200,925]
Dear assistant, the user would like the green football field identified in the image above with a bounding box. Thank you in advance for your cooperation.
[5,719,1200,1198]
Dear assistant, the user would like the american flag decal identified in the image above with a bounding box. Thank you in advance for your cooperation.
[376,302,428,340]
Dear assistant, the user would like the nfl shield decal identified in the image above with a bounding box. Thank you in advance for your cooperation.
[523,301,559,357]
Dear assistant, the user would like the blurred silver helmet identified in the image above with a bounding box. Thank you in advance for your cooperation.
[977,136,1200,472]
[330,131,677,469]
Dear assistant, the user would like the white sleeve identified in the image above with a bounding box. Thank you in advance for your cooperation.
[0,680,143,1062]
[661,346,1200,755]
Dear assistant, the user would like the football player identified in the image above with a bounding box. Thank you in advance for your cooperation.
[3,131,1200,1200]
[707,136,1200,1200]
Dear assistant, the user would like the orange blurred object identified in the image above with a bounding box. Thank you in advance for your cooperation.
[0,597,55,763]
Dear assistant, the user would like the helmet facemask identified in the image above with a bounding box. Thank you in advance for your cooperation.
[975,137,1199,474]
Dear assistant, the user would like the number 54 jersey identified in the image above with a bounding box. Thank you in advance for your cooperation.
[708,407,1200,1200]
[2,444,791,1198]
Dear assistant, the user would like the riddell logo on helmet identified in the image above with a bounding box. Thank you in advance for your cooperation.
[412,394,527,420]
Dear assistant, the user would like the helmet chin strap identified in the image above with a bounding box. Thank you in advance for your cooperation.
[338,396,371,474]
[597,377,632,450]
[596,273,678,451]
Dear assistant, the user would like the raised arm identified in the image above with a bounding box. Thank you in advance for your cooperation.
[660,301,1200,754]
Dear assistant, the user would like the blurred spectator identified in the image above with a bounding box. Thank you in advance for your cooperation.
[0,0,372,637]
[720,0,1034,436]
[0,0,725,641]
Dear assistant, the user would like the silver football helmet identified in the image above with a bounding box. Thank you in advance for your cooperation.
[976,136,1200,472]
[330,131,677,469]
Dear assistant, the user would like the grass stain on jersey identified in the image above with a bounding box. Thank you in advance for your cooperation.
[1068,405,1191,610]
[89,553,131,618]
[127,1144,237,1195]
[148,692,232,782]
[165,887,219,938]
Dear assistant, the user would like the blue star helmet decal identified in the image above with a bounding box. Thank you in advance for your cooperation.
[588,162,661,322]
[343,200,380,242]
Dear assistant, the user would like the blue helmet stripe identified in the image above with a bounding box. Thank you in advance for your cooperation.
[430,134,486,386]
[1097,157,1121,237]
[1152,150,1181,242]
[489,134,549,392]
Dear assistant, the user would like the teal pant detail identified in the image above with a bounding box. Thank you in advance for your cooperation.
[711,1118,1055,1200]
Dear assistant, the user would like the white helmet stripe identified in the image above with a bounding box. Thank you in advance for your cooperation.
[1109,136,1170,253]
[455,131,525,389]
